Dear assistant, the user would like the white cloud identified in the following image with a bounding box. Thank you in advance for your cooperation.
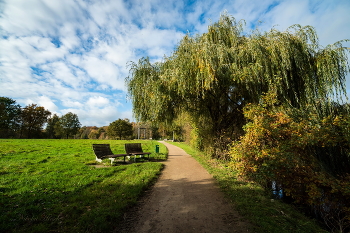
[22,95,58,112]
[260,0,350,46]
[86,96,110,106]
[81,55,125,90]
[1,0,78,36]
[36,96,58,112]
[59,24,82,51]
[63,100,84,109]
[103,43,133,65]
[59,95,129,126]
[88,0,130,28]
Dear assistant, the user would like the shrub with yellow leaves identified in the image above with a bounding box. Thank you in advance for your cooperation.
[230,92,350,232]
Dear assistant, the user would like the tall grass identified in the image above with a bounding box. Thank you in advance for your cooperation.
[0,139,167,233]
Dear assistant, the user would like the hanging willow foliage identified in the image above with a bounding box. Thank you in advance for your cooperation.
[126,13,349,156]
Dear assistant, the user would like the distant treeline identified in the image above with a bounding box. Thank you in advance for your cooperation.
[0,96,178,140]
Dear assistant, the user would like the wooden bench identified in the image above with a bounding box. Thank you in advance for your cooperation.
[92,144,128,164]
[125,143,151,161]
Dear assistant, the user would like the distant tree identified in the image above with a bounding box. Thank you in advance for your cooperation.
[150,125,161,140]
[78,126,89,139]
[20,104,51,138]
[88,128,99,139]
[107,118,133,140]
[45,114,60,139]
[0,97,21,138]
[55,112,81,139]
[97,127,106,139]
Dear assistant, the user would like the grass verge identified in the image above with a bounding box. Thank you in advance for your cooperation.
[0,139,167,233]
[167,141,327,233]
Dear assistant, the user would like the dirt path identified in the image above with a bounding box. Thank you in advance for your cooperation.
[118,142,252,233]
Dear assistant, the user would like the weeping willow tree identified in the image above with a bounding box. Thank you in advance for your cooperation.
[126,13,349,157]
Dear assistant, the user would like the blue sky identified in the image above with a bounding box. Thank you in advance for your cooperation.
[1,0,349,127]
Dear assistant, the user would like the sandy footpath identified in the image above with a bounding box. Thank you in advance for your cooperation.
[117,142,252,233]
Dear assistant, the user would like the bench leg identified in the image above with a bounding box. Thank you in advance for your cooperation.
[96,157,103,163]
[109,158,115,165]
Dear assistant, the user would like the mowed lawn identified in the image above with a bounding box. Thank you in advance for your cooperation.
[0,139,167,233]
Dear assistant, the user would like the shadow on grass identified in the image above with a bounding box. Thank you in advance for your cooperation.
[86,152,168,167]
[113,152,168,164]
[0,163,164,233]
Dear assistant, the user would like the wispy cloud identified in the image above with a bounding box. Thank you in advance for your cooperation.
[1,0,349,126]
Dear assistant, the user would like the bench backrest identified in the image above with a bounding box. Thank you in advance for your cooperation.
[92,144,113,159]
[125,143,143,154]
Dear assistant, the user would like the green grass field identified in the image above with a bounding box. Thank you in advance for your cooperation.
[0,139,167,233]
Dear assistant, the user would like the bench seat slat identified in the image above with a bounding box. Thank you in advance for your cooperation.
[128,152,151,155]
[103,154,127,158]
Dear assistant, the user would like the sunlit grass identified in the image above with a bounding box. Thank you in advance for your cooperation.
[0,139,167,233]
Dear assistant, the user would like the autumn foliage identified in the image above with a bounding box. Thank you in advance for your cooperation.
[231,93,350,230]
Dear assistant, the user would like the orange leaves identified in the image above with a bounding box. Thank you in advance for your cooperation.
[230,94,350,222]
